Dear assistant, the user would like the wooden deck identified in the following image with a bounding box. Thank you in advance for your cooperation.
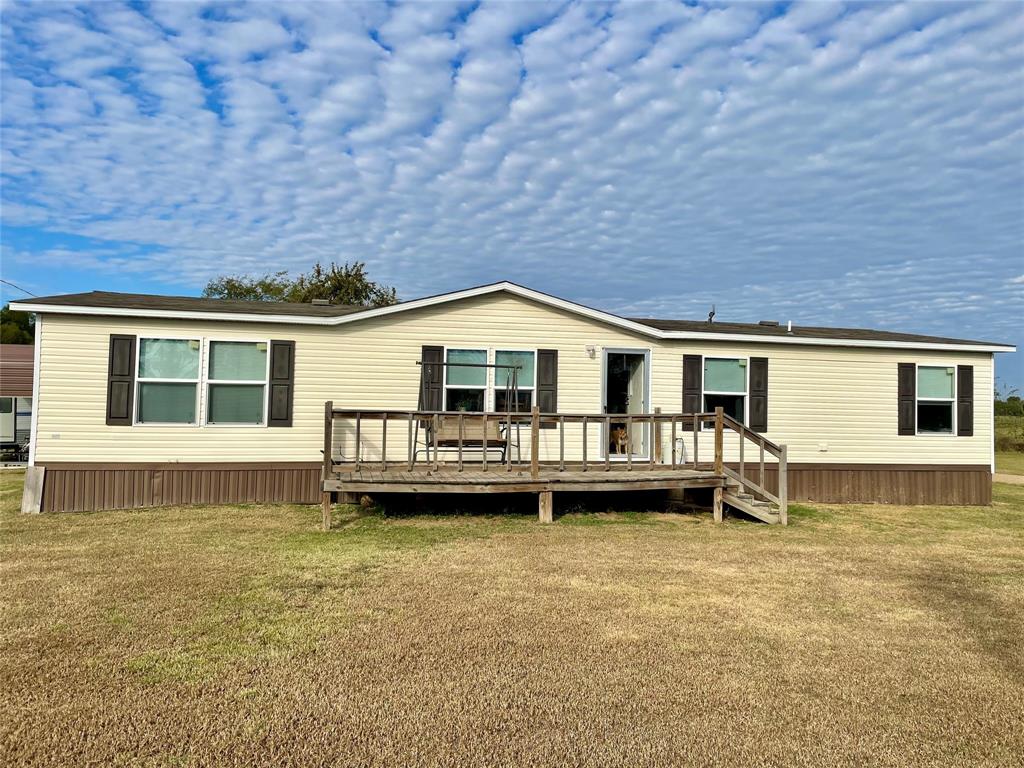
[324,465,727,494]
[321,404,788,528]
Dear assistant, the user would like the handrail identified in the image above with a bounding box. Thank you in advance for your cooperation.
[326,407,721,473]
[324,403,788,524]
[720,412,784,457]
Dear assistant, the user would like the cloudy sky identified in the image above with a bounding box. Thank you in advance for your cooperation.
[2,1,1022,385]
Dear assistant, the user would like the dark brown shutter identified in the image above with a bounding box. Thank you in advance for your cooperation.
[268,340,295,427]
[536,349,558,428]
[957,365,973,436]
[106,335,136,426]
[419,346,444,410]
[898,363,916,435]
[749,357,768,432]
[683,355,702,420]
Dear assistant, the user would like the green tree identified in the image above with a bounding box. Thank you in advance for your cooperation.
[1,304,33,344]
[202,262,398,307]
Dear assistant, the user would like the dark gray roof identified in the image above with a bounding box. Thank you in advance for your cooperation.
[24,291,365,317]
[628,317,1001,347]
[17,288,1009,348]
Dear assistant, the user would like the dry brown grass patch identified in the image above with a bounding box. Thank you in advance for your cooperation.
[1,471,1022,766]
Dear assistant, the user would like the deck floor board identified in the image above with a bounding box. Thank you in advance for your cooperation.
[324,464,726,494]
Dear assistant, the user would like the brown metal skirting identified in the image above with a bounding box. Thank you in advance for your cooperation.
[722,463,992,506]
[37,462,321,513]
[35,462,993,512]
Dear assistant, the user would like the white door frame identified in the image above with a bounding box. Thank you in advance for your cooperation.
[600,347,652,460]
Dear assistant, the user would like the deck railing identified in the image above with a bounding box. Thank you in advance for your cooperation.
[719,412,788,524]
[322,403,788,520]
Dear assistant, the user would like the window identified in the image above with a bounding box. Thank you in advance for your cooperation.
[917,366,954,434]
[0,398,11,414]
[494,350,535,412]
[703,358,746,423]
[445,349,486,411]
[136,338,200,423]
[207,341,268,424]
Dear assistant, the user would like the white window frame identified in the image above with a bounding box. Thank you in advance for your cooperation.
[493,348,537,412]
[133,336,202,426]
[915,363,956,437]
[702,356,749,426]
[202,338,272,427]
[439,347,539,412]
[443,347,488,412]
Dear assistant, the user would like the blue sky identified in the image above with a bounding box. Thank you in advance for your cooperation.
[1,1,1022,387]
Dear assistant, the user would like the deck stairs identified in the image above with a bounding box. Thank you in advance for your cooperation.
[723,479,782,524]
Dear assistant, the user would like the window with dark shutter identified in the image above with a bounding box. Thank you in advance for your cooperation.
[682,355,702,425]
[536,349,557,428]
[749,357,768,432]
[268,340,295,427]
[419,346,444,411]
[957,365,973,436]
[106,335,136,426]
[897,363,915,435]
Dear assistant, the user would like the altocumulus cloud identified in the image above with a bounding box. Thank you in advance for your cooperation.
[1,1,1022,382]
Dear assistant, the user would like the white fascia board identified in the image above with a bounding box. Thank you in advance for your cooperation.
[656,330,1016,353]
[10,283,1016,354]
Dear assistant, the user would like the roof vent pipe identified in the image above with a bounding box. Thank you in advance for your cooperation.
[787,320,793,334]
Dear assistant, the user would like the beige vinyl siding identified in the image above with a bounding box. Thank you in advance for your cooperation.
[34,293,993,466]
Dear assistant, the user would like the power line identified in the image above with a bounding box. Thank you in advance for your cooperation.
[0,279,37,297]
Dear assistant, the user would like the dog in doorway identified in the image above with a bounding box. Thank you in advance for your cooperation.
[611,426,630,455]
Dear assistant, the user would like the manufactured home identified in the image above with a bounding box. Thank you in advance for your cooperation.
[12,282,1015,524]
[0,344,34,461]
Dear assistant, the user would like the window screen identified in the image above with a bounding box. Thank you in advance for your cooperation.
[139,339,199,379]
[136,338,200,423]
[138,383,197,424]
[917,366,955,434]
[704,359,746,393]
[446,350,487,386]
[207,341,268,424]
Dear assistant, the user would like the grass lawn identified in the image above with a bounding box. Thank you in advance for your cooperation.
[996,451,1024,476]
[2,471,1023,767]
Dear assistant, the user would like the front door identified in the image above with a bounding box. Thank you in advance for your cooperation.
[603,351,649,458]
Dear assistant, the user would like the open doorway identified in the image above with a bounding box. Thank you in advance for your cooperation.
[602,350,650,459]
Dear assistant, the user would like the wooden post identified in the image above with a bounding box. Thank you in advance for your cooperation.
[713,486,723,523]
[738,426,744,483]
[432,413,439,471]
[626,415,633,470]
[482,413,489,471]
[407,412,414,470]
[582,416,588,472]
[713,407,724,475]
[670,416,677,468]
[322,401,334,481]
[692,415,699,468]
[558,415,565,471]
[653,407,661,465]
[538,490,553,523]
[322,492,332,531]
[457,412,464,472]
[354,411,361,470]
[778,444,788,526]
[604,416,610,471]
[530,406,540,480]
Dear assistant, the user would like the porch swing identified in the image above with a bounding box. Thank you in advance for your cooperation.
[413,356,525,465]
